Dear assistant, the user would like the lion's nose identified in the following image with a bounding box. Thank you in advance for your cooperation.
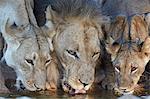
[79,79,89,87]
[119,87,128,92]
[34,84,42,91]
[27,80,34,85]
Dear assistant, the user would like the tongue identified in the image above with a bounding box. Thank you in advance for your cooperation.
[69,88,86,95]
[75,89,86,94]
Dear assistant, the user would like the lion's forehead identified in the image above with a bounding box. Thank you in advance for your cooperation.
[17,47,50,63]
[116,52,140,64]
[114,52,144,70]
[61,25,99,48]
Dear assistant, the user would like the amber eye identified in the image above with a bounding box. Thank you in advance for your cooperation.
[25,59,34,65]
[115,66,120,71]
[92,52,100,58]
[131,66,138,73]
[45,59,51,64]
[66,49,79,59]
[114,63,120,72]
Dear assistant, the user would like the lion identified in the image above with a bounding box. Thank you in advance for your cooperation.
[100,0,150,95]
[0,0,55,92]
[105,14,150,95]
[34,0,112,94]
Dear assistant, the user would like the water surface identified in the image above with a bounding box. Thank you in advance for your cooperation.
[0,89,149,99]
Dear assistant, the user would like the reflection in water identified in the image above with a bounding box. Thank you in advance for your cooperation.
[118,95,150,99]
[0,89,149,99]
[0,90,117,99]
[16,97,33,99]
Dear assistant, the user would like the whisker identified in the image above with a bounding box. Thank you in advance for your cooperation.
[133,84,145,95]
[69,77,77,81]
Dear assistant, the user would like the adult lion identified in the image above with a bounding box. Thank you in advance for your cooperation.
[0,0,55,92]
[34,0,111,94]
[101,0,150,95]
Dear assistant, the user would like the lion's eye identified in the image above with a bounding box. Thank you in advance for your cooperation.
[45,59,51,64]
[131,66,138,73]
[66,50,79,59]
[92,52,100,58]
[25,59,34,65]
[115,64,120,73]
[115,67,120,73]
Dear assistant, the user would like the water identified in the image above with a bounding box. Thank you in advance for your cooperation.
[0,91,117,99]
[0,89,149,99]
[0,64,149,99]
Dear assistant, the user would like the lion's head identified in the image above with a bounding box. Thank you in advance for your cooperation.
[4,27,53,91]
[45,0,108,94]
[106,15,150,94]
[54,20,101,94]
[0,0,54,91]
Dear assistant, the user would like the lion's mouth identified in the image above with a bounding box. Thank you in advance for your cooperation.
[16,79,42,91]
[114,87,135,96]
[114,84,145,96]
[63,82,86,95]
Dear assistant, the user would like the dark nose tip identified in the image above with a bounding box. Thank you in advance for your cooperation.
[79,80,89,87]
[34,84,42,91]
[119,87,127,92]
[122,89,126,92]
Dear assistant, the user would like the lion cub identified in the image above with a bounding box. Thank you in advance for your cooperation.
[106,14,150,95]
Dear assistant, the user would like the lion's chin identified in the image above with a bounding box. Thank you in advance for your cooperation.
[62,82,87,95]
[114,87,134,96]
[17,78,39,91]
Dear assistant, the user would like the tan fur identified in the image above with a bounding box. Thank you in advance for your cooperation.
[46,51,59,91]
[54,19,101,92]
[106,14,150,94]
[0,0,55,91]
[45,5,104,92]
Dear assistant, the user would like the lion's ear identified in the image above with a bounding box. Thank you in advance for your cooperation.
[130,15,149,42]
[139,13,150,56]
[44,5,63,29]
[1,16,23,50]
[106,43,120,54]
[101,15,127,44]
[141,37,150,57]
[109,16,127,40]
[41,6,60,39]
[145,13,150,32]
[43,6,55,32]
[105,37,120,61]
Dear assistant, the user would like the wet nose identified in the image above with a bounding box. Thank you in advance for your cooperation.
[34,84,42,91]
[119,87,128,92]
[79,79,89,87]
[27,80,35,86]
